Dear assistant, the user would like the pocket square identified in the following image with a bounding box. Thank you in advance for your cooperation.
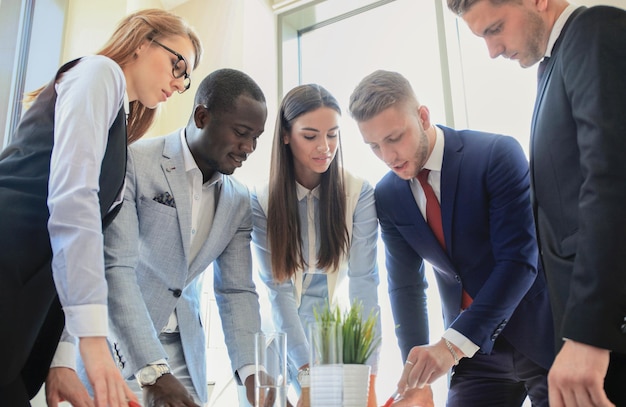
[153,191,176,208]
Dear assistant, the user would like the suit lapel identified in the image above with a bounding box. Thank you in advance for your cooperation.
[439,126,462,255]
[391,175,455,272]
[161,134,193,260]
[531,7,586,169]
[188,177,233,277]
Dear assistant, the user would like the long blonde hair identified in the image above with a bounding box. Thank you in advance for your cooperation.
[24,8,203,144]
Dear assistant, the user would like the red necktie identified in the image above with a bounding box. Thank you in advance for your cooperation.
[417,169,473,309]
[417,169,445,248]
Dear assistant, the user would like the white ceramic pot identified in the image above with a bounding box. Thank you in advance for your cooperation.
[311,364,343,407]
[342,364,371,407]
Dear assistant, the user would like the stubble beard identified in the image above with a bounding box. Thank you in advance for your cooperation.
[521,9,548,68]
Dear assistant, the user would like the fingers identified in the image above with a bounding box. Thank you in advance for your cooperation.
[123,381,140,406]
[398,342,455,397]
[401,354,434,390]
[46,367,95,407]
[549,379,615,407]
[547,341,614,407]
[183,397,201,407]
[396,359,412,395]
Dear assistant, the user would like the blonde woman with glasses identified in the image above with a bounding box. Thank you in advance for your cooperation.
[0,8,202,407]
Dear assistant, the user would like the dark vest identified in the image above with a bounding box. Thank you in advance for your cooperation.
[0,58,127,277]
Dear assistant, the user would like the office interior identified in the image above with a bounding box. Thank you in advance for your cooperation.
[1,0,623,405]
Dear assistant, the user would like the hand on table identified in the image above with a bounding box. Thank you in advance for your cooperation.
[80,336,140,407]
[548,340,614,407]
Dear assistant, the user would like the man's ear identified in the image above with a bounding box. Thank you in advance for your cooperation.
[194,105,209,128]
[534,0,548,12]
[418,105,431,130]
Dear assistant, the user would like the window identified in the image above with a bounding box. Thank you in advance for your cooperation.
[0,0,67,148]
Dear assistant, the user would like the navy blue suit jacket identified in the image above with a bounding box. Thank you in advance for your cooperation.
[375,126,554,370]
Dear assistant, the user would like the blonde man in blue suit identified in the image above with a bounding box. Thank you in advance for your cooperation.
[350,70,554,407]
[47,69,268,407]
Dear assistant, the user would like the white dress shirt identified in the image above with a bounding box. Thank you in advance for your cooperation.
[48,55,127,338]
[409,126,480,358]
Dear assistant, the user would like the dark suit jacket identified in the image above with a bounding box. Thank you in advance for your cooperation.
[376,126,554,370]
[532,6,626,354]
[0,59,126,395]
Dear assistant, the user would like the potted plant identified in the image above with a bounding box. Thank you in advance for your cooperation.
[311,300,381,407]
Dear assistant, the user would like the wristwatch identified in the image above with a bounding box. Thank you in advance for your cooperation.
[137,364,171,387]
[297,367,310,388]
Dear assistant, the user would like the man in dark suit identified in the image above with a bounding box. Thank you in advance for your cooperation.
[447,1,626,406]
[349,70,554,406]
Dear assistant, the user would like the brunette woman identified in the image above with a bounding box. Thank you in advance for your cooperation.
[252,84,381,407]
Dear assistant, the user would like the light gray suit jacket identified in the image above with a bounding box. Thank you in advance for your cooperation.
[103,131,261,402]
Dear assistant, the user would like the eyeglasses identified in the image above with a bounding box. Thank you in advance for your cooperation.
[152,40,191,93]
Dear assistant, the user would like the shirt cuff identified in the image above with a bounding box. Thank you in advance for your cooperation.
[63,304,109,338]
[443,328,479,358]
[238,364,256,385]
[50,340,77,370]
[292,343,310,370]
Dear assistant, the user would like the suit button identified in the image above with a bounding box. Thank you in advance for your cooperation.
[621,324,626,334]
[169,288,182,297]
[491,335,497,341]
[455,275,461,283]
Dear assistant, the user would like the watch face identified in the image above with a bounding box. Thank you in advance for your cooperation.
[140,366,157,384]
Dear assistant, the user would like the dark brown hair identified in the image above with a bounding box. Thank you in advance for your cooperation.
[267,84,349,282]
[447,0,522,16]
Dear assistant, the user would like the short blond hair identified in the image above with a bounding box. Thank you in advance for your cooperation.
[349,70,418,122]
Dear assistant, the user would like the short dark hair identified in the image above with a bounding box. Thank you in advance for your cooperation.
[194,68,266,114]
[349,70,418,122]
[447,0,521,16]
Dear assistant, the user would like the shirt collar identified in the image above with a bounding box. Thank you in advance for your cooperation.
[123,92,130,116]
[179,129,222,187]
[545,4,580,58]
[296,181,320,201]
[422,125,445,172]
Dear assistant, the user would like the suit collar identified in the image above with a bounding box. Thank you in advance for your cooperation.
[532,7,586,146]
[161,132,193,259]
[438,126,463,255]
[545,4,580,58]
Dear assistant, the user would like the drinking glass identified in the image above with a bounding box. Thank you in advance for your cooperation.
[309,321,343,407]
[255,332,287,407]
